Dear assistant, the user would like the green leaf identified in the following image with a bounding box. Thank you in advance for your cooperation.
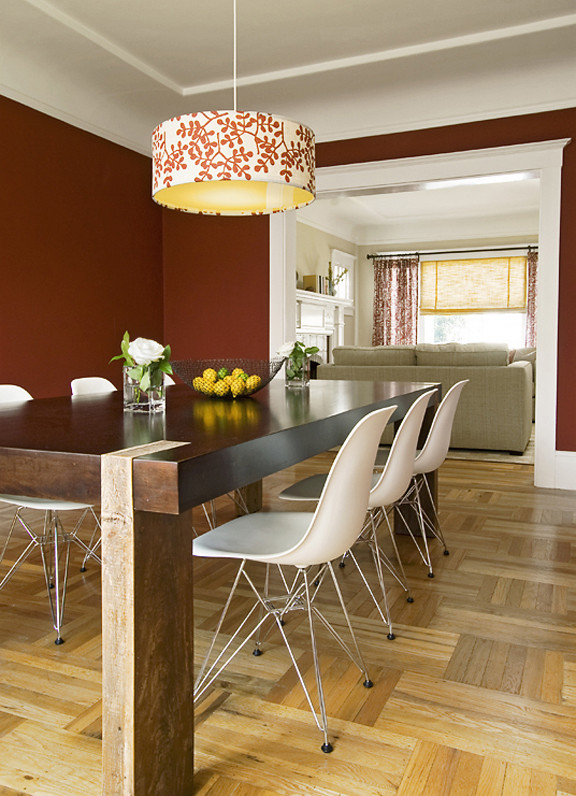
[139,369,151,393]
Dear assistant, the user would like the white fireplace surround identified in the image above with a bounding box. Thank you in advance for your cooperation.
[296,289,353,364]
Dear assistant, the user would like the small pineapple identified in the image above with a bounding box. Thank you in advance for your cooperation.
[231,378,245,397]
[245,375,262,393]
[213,380,230,397]
[194,377,213,395]
[203,368,218,383]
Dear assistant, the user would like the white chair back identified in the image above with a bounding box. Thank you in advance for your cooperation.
[164,374,175,385]
[369,389,437,508]
[275,404,396,567]
[0,385,33,404]
[71,377,117,395]
[413,380,468,475]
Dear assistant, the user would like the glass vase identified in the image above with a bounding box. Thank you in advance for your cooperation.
[123,366,166,413]
[285,356,310,389]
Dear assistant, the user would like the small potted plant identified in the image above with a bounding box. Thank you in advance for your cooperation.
[111,331,173,412]
[279,341,319,388]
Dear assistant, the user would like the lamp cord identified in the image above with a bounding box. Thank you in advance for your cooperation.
[233,0,237,112]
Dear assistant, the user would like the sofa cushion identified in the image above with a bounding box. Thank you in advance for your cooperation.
[415,343,509,367]
[332,345,416,366]
[512,347,536,376]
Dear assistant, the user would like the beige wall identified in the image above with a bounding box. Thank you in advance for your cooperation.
[297,221,538,347]
[296,222,357,288]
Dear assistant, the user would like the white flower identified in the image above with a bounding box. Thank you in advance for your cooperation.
[277,341,296,358]
[128,337,165,366]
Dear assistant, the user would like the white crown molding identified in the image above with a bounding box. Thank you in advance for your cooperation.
[21,0,576,98]
[315,98,576,144]
[297,217,359,246]
[298,202,539,247]
[184,13,576,96]
[0,83,153,157]
[22,0,182,93]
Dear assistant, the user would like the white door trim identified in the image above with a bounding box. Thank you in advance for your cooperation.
[270,139,570,489]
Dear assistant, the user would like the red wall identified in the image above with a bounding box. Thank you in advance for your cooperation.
[162,211,270,361]
[0,96,163,397]
[316,109,576,451]
[2,93,575,451]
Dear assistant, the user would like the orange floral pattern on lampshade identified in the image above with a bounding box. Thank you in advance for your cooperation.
[152,110,315,215]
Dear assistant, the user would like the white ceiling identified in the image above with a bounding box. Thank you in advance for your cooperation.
[1,0,575,154]
[297,175,541,246]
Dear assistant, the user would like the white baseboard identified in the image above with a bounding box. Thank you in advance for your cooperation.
[552,451,576,491]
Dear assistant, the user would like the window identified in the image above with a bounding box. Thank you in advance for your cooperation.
[330,249,356,301]
[418,253,529,348]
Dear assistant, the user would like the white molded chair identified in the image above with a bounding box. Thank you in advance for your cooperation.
[71,376,117,395]
[279,390,437,636]
[0,385,101,644]
[70,378,118,569]
[376,380,469,577]
[193,404,395,753]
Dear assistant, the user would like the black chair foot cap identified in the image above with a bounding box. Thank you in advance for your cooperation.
[321,742,334,753]
[313,581,320,587]
[428,572,435,578]
[387,633,396,640]
[338,562,346,568]
[363,679,374,688]
[444,550,450,556]
[55,638,64,646]
[252,648,263,656]
[279,619,286,626]
[80,566,87,572]
[407,596,414,603]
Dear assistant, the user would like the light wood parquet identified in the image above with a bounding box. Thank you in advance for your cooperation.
[1,455,576,794]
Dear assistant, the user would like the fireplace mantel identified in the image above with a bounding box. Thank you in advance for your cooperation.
[296,289,353,363]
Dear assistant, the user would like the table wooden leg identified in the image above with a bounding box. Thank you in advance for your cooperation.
[101,447,195,795]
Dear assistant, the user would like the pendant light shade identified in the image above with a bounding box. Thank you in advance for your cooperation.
[152,110,316,215]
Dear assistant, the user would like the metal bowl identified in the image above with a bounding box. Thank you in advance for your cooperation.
[172,357,285,399]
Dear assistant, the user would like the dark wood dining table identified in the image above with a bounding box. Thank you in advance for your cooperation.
[0,378,438,794]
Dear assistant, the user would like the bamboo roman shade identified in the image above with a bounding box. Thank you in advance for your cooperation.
[420,257,528,314]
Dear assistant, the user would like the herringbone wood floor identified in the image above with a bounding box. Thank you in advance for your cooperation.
[1,454,576,795]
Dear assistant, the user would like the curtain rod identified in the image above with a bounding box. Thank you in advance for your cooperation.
[367,245,538,260]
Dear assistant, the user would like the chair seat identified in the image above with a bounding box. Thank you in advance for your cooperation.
[0,494,92,512]
[193,511,315,563]
[279,471,381,502]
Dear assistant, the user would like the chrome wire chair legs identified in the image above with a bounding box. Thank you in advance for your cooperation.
[194,560,373,752]
[73,508,102,571]
[193,491,250,536]
[0,508,71,644]
[0,505,101,643]
[395,474,449,578]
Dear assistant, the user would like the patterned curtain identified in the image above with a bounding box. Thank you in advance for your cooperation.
[372,255,419,346]
[525,247,538,347]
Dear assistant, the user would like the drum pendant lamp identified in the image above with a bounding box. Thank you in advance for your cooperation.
[152,1,315,216]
